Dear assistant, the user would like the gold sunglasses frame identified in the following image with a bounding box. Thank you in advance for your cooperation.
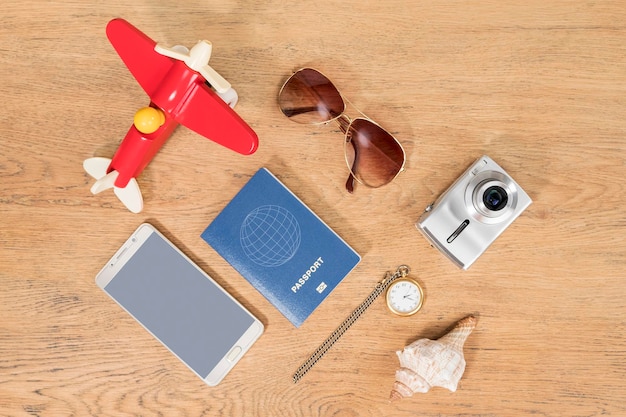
[278,68,406,193]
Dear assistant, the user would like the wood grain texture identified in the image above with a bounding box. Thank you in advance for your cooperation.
[1,1,625,416]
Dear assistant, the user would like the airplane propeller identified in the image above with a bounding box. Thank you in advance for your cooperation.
[155,41,232,94]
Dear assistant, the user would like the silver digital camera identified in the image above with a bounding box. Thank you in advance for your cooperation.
[416,155,532,270]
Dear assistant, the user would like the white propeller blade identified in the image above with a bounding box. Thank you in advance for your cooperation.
[198,63,231,93]
[215,87,238,108]
[155,41,232,93]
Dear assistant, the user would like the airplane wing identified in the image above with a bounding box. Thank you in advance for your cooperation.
[176,82,259,155]
[105,18,174,97]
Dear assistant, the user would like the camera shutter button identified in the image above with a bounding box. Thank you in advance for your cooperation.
[471,158,488,175]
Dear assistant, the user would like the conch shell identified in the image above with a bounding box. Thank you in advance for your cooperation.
[390,315,477,401]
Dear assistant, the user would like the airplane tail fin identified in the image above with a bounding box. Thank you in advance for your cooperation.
[83,157,144,213]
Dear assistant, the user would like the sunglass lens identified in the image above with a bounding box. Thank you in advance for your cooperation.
[278,68,345,124]
[344,119,405,189]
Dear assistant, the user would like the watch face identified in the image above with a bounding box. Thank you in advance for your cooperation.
[386,279,423,316]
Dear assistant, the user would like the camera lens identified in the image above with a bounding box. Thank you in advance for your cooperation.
[483,186,508,211]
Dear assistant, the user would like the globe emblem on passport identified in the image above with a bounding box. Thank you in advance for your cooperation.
[240,205,301,267]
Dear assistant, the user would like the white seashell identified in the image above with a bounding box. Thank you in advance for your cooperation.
[390,315,477,401]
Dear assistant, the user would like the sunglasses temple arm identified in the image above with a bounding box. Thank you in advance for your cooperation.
[345,173,356,193]
[337,117,359,194]
[336,115,357,193]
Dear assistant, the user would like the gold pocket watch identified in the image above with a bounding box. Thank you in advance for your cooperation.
[385,275,424,316]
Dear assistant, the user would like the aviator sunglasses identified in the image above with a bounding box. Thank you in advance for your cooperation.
[278,68,406,193]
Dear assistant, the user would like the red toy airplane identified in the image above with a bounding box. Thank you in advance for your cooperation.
[84,18,258,213]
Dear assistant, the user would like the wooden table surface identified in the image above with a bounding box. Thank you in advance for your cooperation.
[2,1,625,416]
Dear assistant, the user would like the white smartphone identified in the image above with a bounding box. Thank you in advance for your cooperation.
[95,223,264,386]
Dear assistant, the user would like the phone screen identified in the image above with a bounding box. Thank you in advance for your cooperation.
[98,225,262,384]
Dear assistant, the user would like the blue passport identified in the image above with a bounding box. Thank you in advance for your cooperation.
[201,168,361,327]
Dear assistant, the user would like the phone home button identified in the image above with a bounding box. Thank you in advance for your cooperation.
[227,346,242,362]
